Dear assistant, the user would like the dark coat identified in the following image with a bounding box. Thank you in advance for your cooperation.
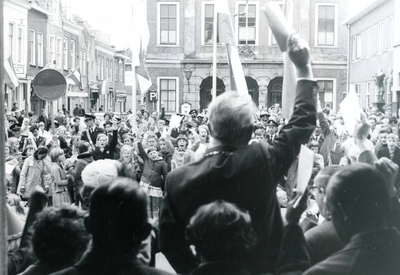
[38,115,48,130]
[81,127,104,145]
[138,142,168,189]
[305,228,400,275]
[377,146,400,195]
[189,262,251,275]
[33,136,46,148]
[319,112,337,166]
[70,153,93,192]
[159,80,317,274]
[92,130,118,160]
[50,250,174,275]
[304,220,344,266]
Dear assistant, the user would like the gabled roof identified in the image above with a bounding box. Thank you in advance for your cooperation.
[342,0,389,25]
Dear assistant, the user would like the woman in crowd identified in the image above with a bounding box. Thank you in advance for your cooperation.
[18,147,52,204]
[49,148,71,206]
[5,143,21,194]
[7,137,23,164]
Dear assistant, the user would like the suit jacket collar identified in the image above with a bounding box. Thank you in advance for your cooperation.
[340,227,400,253]
[205,144,238,155]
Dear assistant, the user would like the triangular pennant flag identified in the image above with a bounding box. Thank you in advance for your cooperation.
[4,55,19,89]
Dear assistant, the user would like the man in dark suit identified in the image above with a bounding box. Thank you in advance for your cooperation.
[81,114,104,149]
[30,125,47,149]
[159,35,317,275]
[377,133,400,196]
[38,108,49,131]
[265,117,279,145]
[278,115,400,275]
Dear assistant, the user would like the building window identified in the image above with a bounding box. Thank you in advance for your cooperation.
[100,57,104,80]
[270,3,284,45]
[49,35,55,65]
[366,28,371,57]
[356,35,362,59]
[37,32,43,66]
[316,4,337,46]
[105,59,108,79]
[389,16,394,49]
[115,60,119,81]
[159,78,177,112]
[82,50,86,75]
[108,58,112,80]
[119,60,123,82]
[158,3,178,45]
[203,3,219,45]
[70,40,75,69]
[63,37,68,70]
[316,80,334,109]
[56,37,62,68]
[53,0,59,22]
[78,49,82,72]
[366,82,371,109]
[17,27,23,63]
[237,2,258,45]
[29,29,35,65]
[9,23,14,57]
[377,21,383,53]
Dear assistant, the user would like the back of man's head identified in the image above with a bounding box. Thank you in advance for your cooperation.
[326,164,390,242]
[186,200,256,265]
[208,91,256,147]
[86,177,150,252]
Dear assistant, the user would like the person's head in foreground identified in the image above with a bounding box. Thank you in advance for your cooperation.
[208,91,256,148]
[326,164,390,243]
[85,177,151,255]
[186,200,256,270]
[31,205,91,272]
[310,165,343,219]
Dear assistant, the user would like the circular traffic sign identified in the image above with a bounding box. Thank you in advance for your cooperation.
[32,69,67,101]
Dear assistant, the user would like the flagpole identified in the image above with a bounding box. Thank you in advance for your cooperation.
[0,0,8,272]
[131,5,137,137]
[212,3,217,101]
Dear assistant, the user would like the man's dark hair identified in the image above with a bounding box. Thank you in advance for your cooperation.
[77,141,90,154]
[327,164,390,228]
[186,200,256,264]
[87,178,149,251]
[31,205,91,269]
[379,129,389,135]
[30,125,39,133]
[389,116,398,124]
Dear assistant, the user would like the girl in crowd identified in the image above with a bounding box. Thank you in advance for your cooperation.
[49,148,71,206]
[20,118,30,137]
[167,129,196,170]
[5,143,21,194]
[137,142,168,221]
[92,121,118,160]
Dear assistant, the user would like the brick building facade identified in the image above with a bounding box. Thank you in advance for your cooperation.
[344,0,397,112]
[144,0,348,116]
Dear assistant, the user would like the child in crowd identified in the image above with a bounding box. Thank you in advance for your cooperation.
[137,142,168,222]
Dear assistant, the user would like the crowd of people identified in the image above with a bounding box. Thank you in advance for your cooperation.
[4,35,400,275]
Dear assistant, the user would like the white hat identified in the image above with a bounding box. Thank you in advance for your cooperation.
[81,159,120,189]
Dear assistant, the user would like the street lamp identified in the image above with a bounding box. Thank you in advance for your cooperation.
[184,65,193,93]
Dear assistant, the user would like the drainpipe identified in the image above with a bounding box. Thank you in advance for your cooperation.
[347,24,351,95]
